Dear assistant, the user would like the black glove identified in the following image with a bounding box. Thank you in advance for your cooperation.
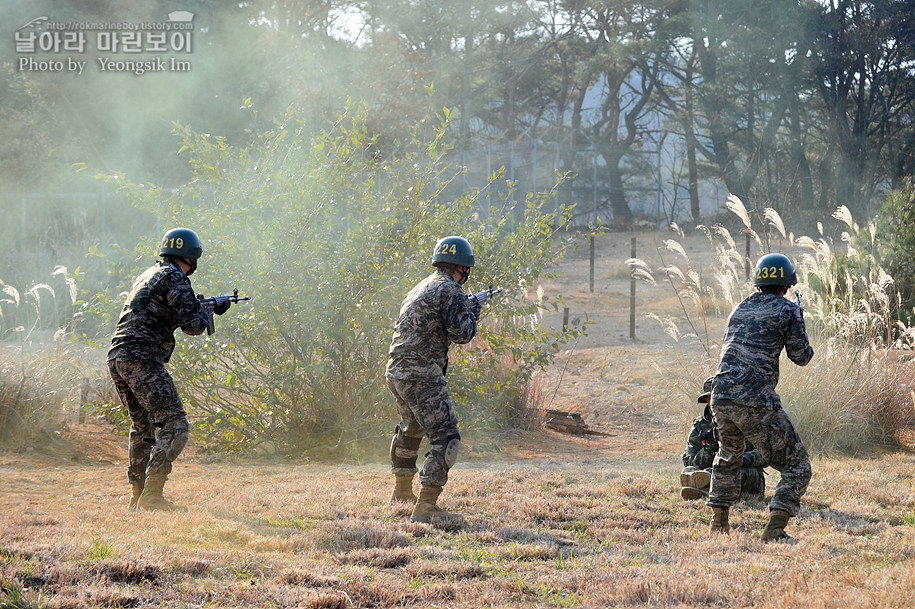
[698,429,715,447]
[470,302,482,320]
[741,453,752,467]
[213,300,231,315]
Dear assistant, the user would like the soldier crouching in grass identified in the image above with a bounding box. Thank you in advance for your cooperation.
[385,236,480,524]
[107,228,230,512]
[680,377,766,501]
[707,253,814,542]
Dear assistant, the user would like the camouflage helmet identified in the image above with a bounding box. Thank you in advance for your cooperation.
[753,253,797,286]
[697,376,713,404]
[159,227,202,259]
[431,236,475,268]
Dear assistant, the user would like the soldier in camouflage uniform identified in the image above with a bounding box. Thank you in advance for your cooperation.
[707,253,814,541]
[386,236,480,524]
[107,228,230,512]
[680,378,766,500]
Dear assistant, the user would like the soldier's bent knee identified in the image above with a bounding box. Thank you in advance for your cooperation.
[442,436,460,469]
[162,418,189,461]
[391,425,423,470]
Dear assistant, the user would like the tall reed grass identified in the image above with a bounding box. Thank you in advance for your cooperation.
[629,196,915,454]
[0,269,87,449]
[0,343,84,449]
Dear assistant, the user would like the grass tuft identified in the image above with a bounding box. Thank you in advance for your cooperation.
[404,560,483,580]
[317,521,410,552]
[333,547,414,568]
[171,558,211,577]
[94,559,161,585]
[276,570,341,588]
[303,592,348,609]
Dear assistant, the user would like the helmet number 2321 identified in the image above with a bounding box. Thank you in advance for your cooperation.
[756,266,783,279]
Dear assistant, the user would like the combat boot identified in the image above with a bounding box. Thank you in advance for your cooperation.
[680,466,698,487]
[688,469,711,490]
[128,481,144,512]
[391,474,417,503]
[759,509,791,542]
[410,485,457,524]
[709,506,730,534]
[137,474,187,512]
[680,486,708,501]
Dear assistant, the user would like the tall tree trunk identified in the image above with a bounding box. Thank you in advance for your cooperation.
[685,129,700,221]
[786,91,814,210]
[607,164,633,226]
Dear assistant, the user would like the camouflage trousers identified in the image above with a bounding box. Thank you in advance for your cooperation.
[386,377,460,488]
[708,401,811,516]
[108,359,189,484]
[684,466,764,496]
[739,466,766,497]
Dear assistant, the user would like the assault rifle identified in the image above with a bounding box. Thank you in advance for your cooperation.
[794,290,803,308]
[197,288,251,335]
[468,286,503,307]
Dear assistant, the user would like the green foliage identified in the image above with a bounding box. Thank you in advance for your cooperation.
[877,179,915,312]
[98,106,585,455]
[83,538,119,562]
[0,578,48,609]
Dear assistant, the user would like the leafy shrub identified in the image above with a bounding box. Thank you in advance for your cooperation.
[96,106,586,455]
[877,178,915,311]
[629,196,915,454]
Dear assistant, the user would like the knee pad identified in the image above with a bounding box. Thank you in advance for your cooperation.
[437,436,461,469]
[390,425,423,469]
[419,437,460,487]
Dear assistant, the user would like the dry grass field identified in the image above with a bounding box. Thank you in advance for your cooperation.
[4,230,915,608]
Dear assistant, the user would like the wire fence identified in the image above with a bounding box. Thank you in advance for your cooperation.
[442,141,665,227]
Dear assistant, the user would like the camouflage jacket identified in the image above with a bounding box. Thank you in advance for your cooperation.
[681,414,765,469]
[107,259,209,363]
[385,269,477,382]
[711,291,813,410]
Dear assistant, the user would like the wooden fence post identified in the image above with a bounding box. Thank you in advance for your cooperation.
[745,233,752,279]
[630,237,637,340]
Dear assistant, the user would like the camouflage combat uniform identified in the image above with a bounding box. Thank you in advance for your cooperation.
[707,291,814,517]
[682,410,766,496]
[386,268,477,489]
[107,259,209,486]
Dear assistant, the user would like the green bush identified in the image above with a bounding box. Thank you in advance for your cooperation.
[878,178,915,312]
[98,106,585,456]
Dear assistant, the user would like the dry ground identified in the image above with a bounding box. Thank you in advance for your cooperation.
[4,230,915,608]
